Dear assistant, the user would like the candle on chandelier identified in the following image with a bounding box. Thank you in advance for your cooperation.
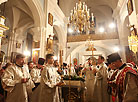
[79,2,81,9]
[70,13,73,20]
[87,11,89,17]
[70,12,72,16]
[83,4,85,10]
[68,17,70,21]
[85,5,87,11]
[76,3,78,10]
[74,7,76,10]
[84,15,86,20]
[91,13,94,21]
[83,2,85,10]
[71,10,73,14]
[88,9,90,16]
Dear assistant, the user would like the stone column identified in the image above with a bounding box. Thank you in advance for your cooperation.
[59,49,63,66]
[7,31,15,57]
[115,14,127,62]
[39,27,46,58]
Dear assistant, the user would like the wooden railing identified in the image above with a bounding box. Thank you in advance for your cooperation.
[67,32,119,42]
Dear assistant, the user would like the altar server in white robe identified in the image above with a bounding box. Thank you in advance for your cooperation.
[2,54,34,102]
[30,58,45,91]
[92,55,110,102]
[38,54,63,102]
[82,58,95,102]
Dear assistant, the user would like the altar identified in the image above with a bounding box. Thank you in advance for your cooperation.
[61,80,85,102]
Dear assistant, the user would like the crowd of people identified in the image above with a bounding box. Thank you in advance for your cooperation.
[82,53,138,102]
[0,52,138,102]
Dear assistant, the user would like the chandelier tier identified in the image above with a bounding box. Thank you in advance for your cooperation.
[68,0,95,33]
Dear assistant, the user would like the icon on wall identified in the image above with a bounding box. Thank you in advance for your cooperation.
[48,13,53,26]
[16,42,21,48]
[46,35,53,54]
[127,0,133,15]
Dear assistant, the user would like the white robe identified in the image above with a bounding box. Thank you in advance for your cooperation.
[30,67,41,83]
[2,64,34,102]
[92,63,110,102]
[82,64,95,102]
[38,65,61,102]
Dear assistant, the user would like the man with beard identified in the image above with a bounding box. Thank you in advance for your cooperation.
[2,54,34,102]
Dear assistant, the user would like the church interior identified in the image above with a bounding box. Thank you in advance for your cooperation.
[0,0,138,64]
[0,0,138,102]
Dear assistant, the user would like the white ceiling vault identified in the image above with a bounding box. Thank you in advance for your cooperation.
[59,0,119,17]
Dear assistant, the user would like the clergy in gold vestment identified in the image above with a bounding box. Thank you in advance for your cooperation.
[92,56,110,102]
[38,54,62,102]
[2,54,34,102]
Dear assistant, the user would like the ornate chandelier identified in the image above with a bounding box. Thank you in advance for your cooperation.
[0,16,9,37]
[85,36,96,65]
[68,0,95,33]
[0,2,9,38]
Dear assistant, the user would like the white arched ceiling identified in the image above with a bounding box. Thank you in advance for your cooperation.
[118,5,129,46]
[53,23,67,48]
[15,0,45,38]
[59,0,118,17]
[4,0,44,36]
[66,39,119,62]
[24,0,45,27]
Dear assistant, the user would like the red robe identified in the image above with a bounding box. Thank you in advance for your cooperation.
[116,65,138,102]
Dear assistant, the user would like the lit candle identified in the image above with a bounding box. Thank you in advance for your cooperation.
[88,9,90,16]
[74,7,76,10]
[76,3,78,10]
[87,11,89,16]
[84,15,86,20]
[74,10,76,14]
[70,12,72,16]
[85,5,87,11]
[88,9,90,13]
[70,15,72,21]
[91,13,94,21]
[71,10,73,14]
[83,4,85,10]
[68,17,70,21]
[79,2,81,10]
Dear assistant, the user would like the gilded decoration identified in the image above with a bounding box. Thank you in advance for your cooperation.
[48,13,53,26]
[127,0,133,15]
[128,26,138,54]
[46,35,53,54]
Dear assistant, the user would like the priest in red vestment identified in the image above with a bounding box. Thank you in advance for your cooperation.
[107,52,138,102]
